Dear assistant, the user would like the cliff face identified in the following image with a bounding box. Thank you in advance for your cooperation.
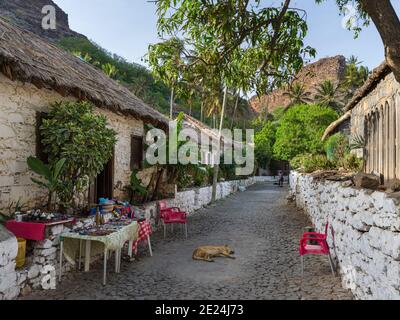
[0,0,84,41]
[250,55,347,114]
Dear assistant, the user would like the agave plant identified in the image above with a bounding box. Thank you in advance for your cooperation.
[349,134,365,150]
[27,157,66,211]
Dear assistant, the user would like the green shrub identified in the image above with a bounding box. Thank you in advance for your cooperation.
[290,154,334,173]
[324,133,350,162]
[342,153,364,172]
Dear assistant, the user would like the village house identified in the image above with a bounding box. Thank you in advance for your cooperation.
[0,17,170,211]
[323,62,398,182]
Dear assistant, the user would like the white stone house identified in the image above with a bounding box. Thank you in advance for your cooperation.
[181,114,244,167]
[0,18,169,211]
[323,62,400,182]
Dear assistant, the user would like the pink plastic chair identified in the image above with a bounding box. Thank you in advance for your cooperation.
[159,200,188,239]
[299,223,336,277]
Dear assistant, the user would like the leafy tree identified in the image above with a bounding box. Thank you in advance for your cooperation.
[314,80,344,113]
[274,104,338,161]
[147,38,187,119]
[254,122,276,170]
[284,83,312,107]
[40,101,117,207]
[154,0,316,201]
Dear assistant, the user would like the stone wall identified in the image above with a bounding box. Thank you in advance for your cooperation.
[290,171,400,300]
[0,177,256,300]
[0,227,18,300]
[0,73,145,211]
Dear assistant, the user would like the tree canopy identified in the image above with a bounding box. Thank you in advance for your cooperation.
[273,104,338,161]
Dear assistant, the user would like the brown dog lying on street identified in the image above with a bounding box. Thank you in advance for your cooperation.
[192,245,236,262]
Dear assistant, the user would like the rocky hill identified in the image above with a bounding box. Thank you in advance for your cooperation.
[0,0,84,41]
[250,55,347,114]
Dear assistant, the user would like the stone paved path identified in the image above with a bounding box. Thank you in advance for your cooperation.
[25,182,352,300]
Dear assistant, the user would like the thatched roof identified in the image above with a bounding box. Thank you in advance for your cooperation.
[322,62,392,140]
[0,18,168,127]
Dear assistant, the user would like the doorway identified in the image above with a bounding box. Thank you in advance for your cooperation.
[89,152,115,204]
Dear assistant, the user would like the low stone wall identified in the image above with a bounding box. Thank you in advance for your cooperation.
[0,177,256,300]
[290,171,400,300]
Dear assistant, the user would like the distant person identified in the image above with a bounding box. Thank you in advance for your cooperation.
[278,170,284,187]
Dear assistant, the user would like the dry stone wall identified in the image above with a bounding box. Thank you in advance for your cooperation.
[290,171,400,299]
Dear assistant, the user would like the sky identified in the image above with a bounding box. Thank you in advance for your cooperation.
[53,0,400,70]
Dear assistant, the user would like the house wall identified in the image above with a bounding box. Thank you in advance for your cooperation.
[350,73,399,137]
[0,73,144,211]
[290,171,400,300]
[351,72,400,180]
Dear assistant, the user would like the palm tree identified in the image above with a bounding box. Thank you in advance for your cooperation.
[283,83,312,108]
[343,56,371,93]
[314,80,344,113]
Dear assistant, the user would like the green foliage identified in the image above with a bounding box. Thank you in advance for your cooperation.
[341,153,364,172]
[324,133,349,162]
[0,198,26,224]
[101,63,118,79]
[254,122,276,169]
[58,37,192,117]
[274,104,338,161]
[40,101,117,206]
[27,157,66,210]
[125,170,148,204]
[193,166,210,187]
[155,0,316,97]
[290,154,334,173]
[315,80,344,113]
[284,83,312,107]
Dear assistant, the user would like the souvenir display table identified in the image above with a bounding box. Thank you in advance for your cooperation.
[132,220,153,256]
[59,219,139,285]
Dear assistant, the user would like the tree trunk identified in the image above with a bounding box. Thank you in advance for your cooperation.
[231,93,240,130]
[200,100,204,122]
[361,0,400,82]
[211,86,228,203]
[47,192,53,211]
[170,87,175,119]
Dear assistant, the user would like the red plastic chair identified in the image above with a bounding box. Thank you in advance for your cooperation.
[299,223,336,277]
[159,200,188,239]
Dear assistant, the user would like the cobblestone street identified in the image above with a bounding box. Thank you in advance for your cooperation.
[25,182,352,300]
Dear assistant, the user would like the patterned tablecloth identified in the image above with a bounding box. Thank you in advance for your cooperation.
[61,221,139,265]
[132,221,153,253]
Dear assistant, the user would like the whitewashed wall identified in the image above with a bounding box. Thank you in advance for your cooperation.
[290,171,400,300]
